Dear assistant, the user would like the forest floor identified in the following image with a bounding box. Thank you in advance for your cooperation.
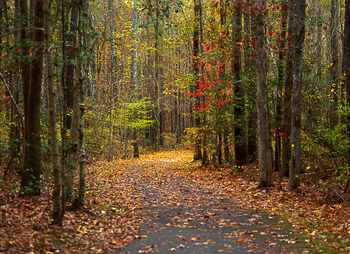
[0,150,350,253]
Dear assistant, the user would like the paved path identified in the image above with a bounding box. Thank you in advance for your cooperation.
[118,155,311,254]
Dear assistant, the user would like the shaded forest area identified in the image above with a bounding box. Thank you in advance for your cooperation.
[1,0,350,252]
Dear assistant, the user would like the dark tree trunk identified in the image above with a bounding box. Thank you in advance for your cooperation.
[255,0,274,188]
[20,0,44,196]
[193,0,202,161]
[19,0,30,172]
[289,0,305,191]
[233,0,246,170]
[281,0,295,178]
[66,4,78,130]
[275,1,287,173]
[343,0,350,168]
[330,0,339,130]
[246,5,257,163]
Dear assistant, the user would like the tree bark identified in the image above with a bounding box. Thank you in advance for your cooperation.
[132,0,140,158]
[193,0,202,161]
[343,0,350,167]
[65,4,79,202]
[255,0,274,188]
[20,0,44,196]
[275,2,287,174]
[246,5,257,163]
[44,0,61,223]
[76,0,88,209]
[330,0,339,130]
[281,0,295,178]
[66,4,78,130]
[289,0,305,191]
[233,0,246,169]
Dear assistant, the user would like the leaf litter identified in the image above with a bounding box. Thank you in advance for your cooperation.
[0,150,349,253]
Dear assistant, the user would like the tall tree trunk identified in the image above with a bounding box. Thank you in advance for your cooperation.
[132,0,140,158]
[233,0,246,170]
[343,0,350,169]
[281,0,295,178]
[45,0,61,224]
[193,0,202,161]
[199,0,208,165]
[66,4,78,130]
[275,1,287,173]
[108,0,115,162]
[246,5,257,163]
[330,0,339,130]
[19,0,30,174]
[289,0,305,191]
[76,0,88,209]
[20,0,44,196]
[59,0,67,224]
[255,0,274,188]
[65,4,78,202]
[154,3,160,152]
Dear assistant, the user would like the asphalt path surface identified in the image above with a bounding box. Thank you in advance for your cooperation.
[118,158,311,254]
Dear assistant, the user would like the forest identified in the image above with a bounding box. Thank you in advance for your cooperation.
[1,0,350,252]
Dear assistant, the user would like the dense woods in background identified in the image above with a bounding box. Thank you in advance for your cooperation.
[1,0,350,223]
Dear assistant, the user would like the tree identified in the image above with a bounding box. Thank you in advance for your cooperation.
[132,0,140,158]
[281,0,295,178]
[244,3,257,163]
[289,0,306,191]
[44,0,62,224]
[76,0,89,208]
[193,0,202,161]
[20,0,44,196]
[275,0,287,174]
[255,0,273,188]
[233,0,246,169]
[344,0,350,167]
[330,0,339,130]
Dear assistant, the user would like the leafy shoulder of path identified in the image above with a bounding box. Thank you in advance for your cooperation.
[0,150,349,253]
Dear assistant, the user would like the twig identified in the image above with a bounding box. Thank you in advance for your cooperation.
[312,187,349,205]
[0,71,25,129]
[332,188,349,205]
[301,168,337,176]
[0,28,44,38]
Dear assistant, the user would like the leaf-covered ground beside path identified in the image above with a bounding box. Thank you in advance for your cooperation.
[0,150,349,253]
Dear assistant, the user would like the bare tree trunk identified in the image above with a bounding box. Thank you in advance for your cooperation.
[20,0,44,196]
[289,0,305,191]
[343,0,350,168]
[45,0,61,223]
[132,0,140,158]
[66,4,78,130]
[275,2,287,175]
[246,5,257,163]
[76,0,88,209]
[59,0,67,224]
[193,0,202,161]
[255,0,273,188]
[233,0,246,170]
[281,0,295,178]
[330,0,339,130]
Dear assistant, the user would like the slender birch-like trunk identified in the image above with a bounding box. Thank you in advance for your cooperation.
[44,0,61,223]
